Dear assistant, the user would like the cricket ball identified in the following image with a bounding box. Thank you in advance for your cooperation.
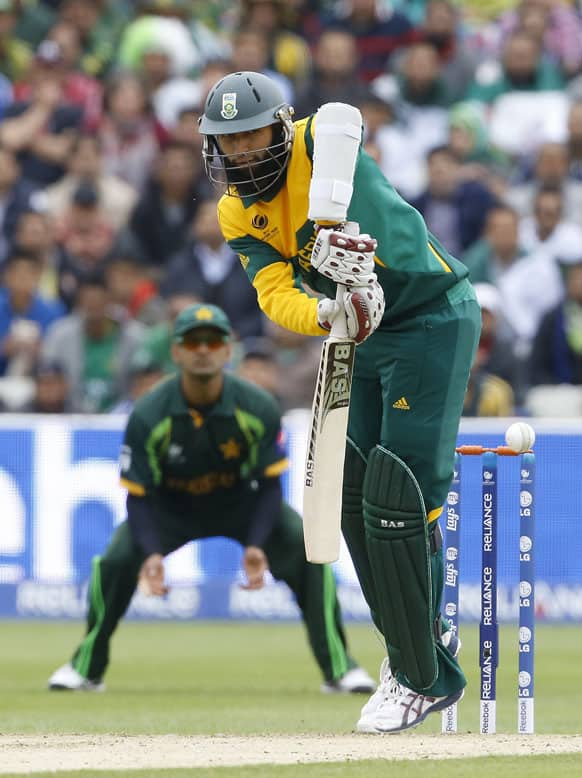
[505,422,535,453]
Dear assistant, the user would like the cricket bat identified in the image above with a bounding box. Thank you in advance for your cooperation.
[303,103,362,563]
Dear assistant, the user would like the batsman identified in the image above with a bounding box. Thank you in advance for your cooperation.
[199,72,482,733]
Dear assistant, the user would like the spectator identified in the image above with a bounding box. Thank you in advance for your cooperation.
[518,185,582,258]
[13,209,68,305]
[129,142,208,268]
[13,31,103,130]
[0,248,65,376]
[448,101,510,194]
[293,29,368,119]
[506,142,582,226]
[239,0,312,87]
[58,0,129,79]
[467,30,564,103]
[35,133,138,231]
[133,291,201,375]
[463,282,516,417]
[161,198,264,340]
[118,0,227,80]
[136,43,202,132]
[462,205,527,284]
[566,101,582,180]
[0,40,83,186]
[371,42,453,181]
[411,145,497,255]
[169,104,204,154]
[98,73,165,193]
[325,0,419,83]
[104,253,166,326]
[529,259,582,386]
[236,339,281,402]
[231,27,293,105]
[397,41,455,108]
[41,272,145,412]
[19,358,72,413]
[109,354,165,414]
[418,0,481,103]
[54,180,116,280]
[0,0,32,81]
[0,146,36,264]
[487,0,582,79]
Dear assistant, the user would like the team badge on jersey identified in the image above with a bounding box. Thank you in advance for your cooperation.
[221,92,238,120]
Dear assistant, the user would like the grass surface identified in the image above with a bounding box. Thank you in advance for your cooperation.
[2,756,582,778]
[1,621,581,735]
[1,622,581,776]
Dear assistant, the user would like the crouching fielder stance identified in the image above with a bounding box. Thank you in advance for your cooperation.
[48,303,374,696]
[199,72,482,733]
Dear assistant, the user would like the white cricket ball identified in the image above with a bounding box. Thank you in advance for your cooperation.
[505,422,535,453]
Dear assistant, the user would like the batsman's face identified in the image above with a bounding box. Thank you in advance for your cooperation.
[218,126,273,163]
[172,327,232,379]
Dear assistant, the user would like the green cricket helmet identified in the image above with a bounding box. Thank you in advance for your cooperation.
[199,71,294,198]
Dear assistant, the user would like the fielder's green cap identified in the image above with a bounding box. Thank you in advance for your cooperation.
[173,303,232,341]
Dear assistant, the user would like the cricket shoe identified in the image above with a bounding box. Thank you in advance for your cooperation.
[48,663,105,692]
[321,666,376,694]
[357,658,397,723]
[357,681,465,734]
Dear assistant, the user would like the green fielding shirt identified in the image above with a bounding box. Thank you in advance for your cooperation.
[119,373,289,513]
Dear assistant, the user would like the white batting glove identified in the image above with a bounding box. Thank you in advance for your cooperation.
[317,281,385,344]
[311,227,378,287]
[317,297,342,331]
[343,280,385,344]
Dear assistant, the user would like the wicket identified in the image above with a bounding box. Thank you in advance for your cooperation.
[441,445,536,735]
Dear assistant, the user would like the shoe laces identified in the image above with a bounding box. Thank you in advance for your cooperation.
[378,658,404,703]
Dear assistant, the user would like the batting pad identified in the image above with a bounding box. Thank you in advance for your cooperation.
[363,445,438,691]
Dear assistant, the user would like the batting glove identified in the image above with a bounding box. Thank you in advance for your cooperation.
[343,280,385,344]
[311,227,378,287]
[317,280,385,344]
[317,297,342,331]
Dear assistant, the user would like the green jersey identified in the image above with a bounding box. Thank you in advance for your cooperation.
[120,373,288,513]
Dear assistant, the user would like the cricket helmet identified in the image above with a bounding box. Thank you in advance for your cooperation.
[199,71,294,197]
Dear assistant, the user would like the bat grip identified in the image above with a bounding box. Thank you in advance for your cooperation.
[329,221,358,341]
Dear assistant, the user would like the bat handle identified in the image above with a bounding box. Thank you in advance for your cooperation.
[329,221,358,341]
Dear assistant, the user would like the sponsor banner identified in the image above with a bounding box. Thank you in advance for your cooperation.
[1,580,582,621]
[1,415,582,620]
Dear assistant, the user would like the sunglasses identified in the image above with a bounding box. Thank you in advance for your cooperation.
[179,332,228,351]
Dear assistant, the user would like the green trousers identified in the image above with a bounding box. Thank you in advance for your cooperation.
[71,501,356,684]
[342,292,481,697]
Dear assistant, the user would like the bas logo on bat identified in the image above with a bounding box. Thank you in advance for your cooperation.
[304,342,355,489]
[326,344,353,410]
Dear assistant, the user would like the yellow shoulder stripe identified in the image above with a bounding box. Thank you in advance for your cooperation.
[428,243,452,273]
[265,458,289,477]
[254,262,328,336]
[427,506,443,524]
[120,478,146,497]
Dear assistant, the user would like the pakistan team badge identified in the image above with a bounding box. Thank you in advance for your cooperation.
[221,92,238,120]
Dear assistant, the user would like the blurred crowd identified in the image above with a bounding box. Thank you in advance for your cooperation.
[2,0,582,418]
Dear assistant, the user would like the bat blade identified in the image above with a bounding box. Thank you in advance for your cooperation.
[303,335,355,563]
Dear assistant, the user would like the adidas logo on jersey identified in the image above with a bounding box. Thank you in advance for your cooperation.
[392,396,411,410]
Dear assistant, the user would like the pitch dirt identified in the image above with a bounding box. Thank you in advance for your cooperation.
[1,733,582,773]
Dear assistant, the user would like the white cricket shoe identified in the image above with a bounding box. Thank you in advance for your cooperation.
[357,658,397,723]
[48,663,105,692]
[357,679,464,734]
[321,666,376,694]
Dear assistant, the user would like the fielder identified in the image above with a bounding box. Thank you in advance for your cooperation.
[48,303,374,695]
[199,72,482,733]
